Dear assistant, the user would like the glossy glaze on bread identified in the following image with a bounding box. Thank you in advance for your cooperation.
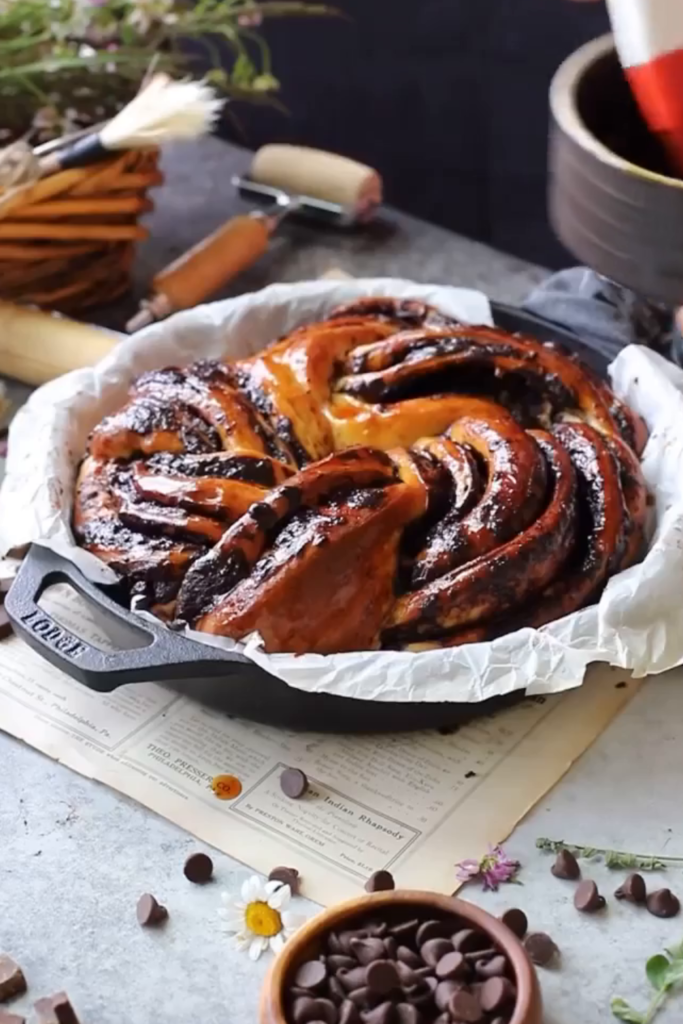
[74,297,649,653]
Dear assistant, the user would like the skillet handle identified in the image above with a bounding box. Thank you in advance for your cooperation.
[5,544,251,691]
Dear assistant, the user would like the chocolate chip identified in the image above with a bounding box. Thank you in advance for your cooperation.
[328,956,357,973]
[328,978,346,1004]
[280,767,308,799]
[292,997,320,1024]
[269,866,301,895]
[551,849,581,881]
[339,931,370,955]
[394,962,417,987]
[416,920,447,946]
[411,967,434,980]
[361,1003,394,1024]
[338,968,368,993]
[383,937,397,960]
[451,929,488,954]
[347,988,372,1009]
[0,1012,25,1024]
[365,922,389,939]
[0,955,26,1001]
[447,989,483,1022]
[404,979,436,1008]
[351,939,387,966]
[183,851,213,884]
[499,907,527,939]
[313,999,338,1024]
[364,871,395,893]
[523,932,559,967]
[339,1001,361,1024]
[420,938,453,967]
[435,951,466,981]
[647,889,681,919]
[396,948,422,970]
[395,1005,422,1024]
[389,919,419,940]
[328,934,343,954]
[435,980,464,1012]
[366,961,400,996]
[574,879,606,913]
[34,993,80,1024]
[296,961,328,991]
[464,949,496,963]
[475,955,507,979]
[479,977,516,1014]
[614,873,647,904]
[136,893,168,927]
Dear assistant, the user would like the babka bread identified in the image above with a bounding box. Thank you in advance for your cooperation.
[74,297,649,654]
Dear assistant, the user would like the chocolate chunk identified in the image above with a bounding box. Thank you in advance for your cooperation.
[479,977,516,1014]
[416,920,447,946]
[614,873,646,904]
[364,871,395,893]
[183,851,213,884]
[339,1001,361,1024]
[361,1003,394,1024]
[0,955,26,1002]
[523,932,559,967]
[396,948,422,970]
[351,938,387,966]
[647,888,681,919]
[136,893,168,927]
[574,880,606,913]
[475,955,507,979]
[447,989,483,1023]
[0,607,12,641]
[366,961,400,996]
[280,767,308,799]
[0,1012,25,1024]
[34,993,80,1024]
[499,908,528,939]
[269,866,301,895]
[328,978,346,1004]
[395,1005,422,1024]
[389,919,419,940]
[420,938,453,967]
[338,968,368,993]
[435,980,464,1012]
[383,937,397,960]
[435,951,466,981]
[296,961,328,991]
[551,849,581,881]
[451,929,489,954]
[328,956,357,973]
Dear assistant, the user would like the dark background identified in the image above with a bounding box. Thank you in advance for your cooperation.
[219,0,610,268]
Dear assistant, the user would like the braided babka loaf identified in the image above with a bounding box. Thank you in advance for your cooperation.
[74,297,649,654]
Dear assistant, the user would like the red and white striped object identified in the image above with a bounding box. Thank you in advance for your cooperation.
[606,0,683,173]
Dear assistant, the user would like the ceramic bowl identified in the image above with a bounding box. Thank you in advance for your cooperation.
[259,889,542,1024]
[549,34,683,307]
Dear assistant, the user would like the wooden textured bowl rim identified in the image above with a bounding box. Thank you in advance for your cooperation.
[550,33,683,192]
[259,890,542,1024]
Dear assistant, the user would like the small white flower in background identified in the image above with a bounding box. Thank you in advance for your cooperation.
[218,876,305,960]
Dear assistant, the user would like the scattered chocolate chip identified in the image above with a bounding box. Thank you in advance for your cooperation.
[136,893,168,927]
[269,866,301,895]
[280,767,308,799]
[647,888,681,919]
[0,1012,25,1024]
[499,907,527,939]
[480,977,516,1014]
[435,951,466,981]
[465,771,477,779]
[551,849,581,881]
[0,955,26,1001]
[364,871,395,893]
[523,932,559,967]
[615,681,627,689]
[574,879,606,913]
[0,608,12,642]
[296,961,328,991]
[183,851,213,884]
[420,938,453,967]
[366,961,400,996]
[615,873,647,904]
[415,920,447,946]
[362,1003,394,1024]
[435,980,464,1012]
[396,947,422,970]
[447,989,484,1023]
[395,1005,422,1024]
[34,993,80,1024]
[451,929,489,954]
[351,939,387,966]
[475,955,508,979]
[339,1001,361,1024]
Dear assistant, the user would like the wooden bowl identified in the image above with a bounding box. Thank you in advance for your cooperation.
[259,890,542,1024]
[549,34,683,307]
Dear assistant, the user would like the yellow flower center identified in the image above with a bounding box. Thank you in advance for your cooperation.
[245,901,282,937]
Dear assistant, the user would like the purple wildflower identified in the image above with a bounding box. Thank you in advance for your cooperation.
[456,845,521,891]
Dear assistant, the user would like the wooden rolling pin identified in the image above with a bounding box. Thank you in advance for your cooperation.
[0,302,116,385]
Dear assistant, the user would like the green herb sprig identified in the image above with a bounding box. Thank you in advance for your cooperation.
[612,940,683,1023]
[536,838,676,871]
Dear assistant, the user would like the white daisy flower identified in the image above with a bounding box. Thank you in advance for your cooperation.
[218,876,305,960]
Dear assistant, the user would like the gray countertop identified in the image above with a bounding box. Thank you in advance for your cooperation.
[3,138,683,1024]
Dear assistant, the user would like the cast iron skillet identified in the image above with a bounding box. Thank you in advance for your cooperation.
[5,303,609,732]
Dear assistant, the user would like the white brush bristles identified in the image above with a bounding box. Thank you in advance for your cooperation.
[100,74,224,150]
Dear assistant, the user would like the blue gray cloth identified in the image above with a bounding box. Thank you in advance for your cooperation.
[523,268,675,365]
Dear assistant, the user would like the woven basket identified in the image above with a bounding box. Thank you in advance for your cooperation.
[0,148,162,315]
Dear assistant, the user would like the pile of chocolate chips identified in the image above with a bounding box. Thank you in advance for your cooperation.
[285,911,517,1024]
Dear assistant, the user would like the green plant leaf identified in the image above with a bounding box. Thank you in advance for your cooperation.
[610,997,645,1024]
[663,961,683,987]
[647,955,672,992]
